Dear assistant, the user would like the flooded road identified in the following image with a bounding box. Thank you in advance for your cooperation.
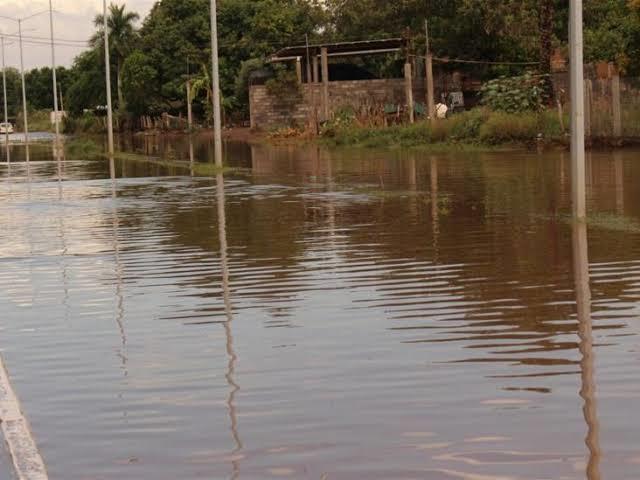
[1,142,640,479]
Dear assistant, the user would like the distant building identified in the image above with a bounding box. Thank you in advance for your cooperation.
[50,110,67,124]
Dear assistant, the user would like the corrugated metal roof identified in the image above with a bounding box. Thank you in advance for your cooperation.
[270,38,406,61]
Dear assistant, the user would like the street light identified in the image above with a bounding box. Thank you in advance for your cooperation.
[210,0,222,167]
[103,0,115,158]
[0,10,51,166]
[0,35,10,165]
[49,0,61,150]
[570,0,586,220]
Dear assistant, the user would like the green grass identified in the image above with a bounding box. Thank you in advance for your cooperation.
[112,152,235,176]
[321,108,567,149]
[63,139,236,177]
[541,212,640,233]
[65,138,104,159]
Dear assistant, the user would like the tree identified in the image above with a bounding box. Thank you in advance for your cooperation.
[121,51,158,116]
[134,0,324,119]
[25,67,71,111]
[92,3,140,111]
[65,49,107,115]
[584,0,640,74]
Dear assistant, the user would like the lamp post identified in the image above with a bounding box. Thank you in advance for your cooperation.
[1,35,9,165]
[210,0,222,167]
[49,0,61,149]
[570,0,586,220]
[103,0,114,158]
[0,10,51,166]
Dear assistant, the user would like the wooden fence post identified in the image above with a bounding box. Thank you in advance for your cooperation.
[426,54,435,123]
[404,63,414,124]
[584,79,592,138]
[312,55,319,83]
[611,72,622,138]
[296,57,303,84]
[321,47,330,121]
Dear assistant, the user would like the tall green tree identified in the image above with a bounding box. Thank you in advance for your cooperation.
[25,67,71,111]
[66,49,107,115]
[92,3,140,111]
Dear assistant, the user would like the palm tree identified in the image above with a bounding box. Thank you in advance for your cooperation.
[91,3,140,112]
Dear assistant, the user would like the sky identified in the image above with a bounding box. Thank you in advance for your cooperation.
[0,0,156,70]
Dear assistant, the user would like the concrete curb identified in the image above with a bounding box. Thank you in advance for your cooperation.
[0,356,48,480]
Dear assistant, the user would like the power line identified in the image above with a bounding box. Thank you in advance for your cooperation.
[1,33,87,44]
[409,53,539,66]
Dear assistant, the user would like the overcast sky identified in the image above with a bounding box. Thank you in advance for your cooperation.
[0,0,156,70]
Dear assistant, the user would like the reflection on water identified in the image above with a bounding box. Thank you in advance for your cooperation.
[1,142,640,479]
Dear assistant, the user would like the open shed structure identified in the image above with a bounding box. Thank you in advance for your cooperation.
[249,38,430,130]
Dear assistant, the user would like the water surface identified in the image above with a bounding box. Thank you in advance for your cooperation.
[0,142,639,479]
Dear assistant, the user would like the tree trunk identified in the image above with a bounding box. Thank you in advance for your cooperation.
[117,57,126,112]
[539,0,554,103]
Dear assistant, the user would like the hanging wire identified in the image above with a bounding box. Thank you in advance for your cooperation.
[409,53,539,66]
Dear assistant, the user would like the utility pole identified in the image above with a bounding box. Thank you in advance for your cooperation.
[186,57,193,130]
[570,0,586,220]
[49,0,61,149]
[18,19,29,165]
[186,80,193,130]
[210,0,223,167]
[103,0,115,158]
[59,83,65,112]
[425,19,435,124]
[1,35,9,165]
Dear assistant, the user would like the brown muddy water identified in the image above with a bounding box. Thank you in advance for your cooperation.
[1,139,640,479]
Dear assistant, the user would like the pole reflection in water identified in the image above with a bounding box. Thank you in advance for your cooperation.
[216,173,242,479]
[613,152,624,215]
[430,157,439,260]
[110,156,127,371]
[189,135,195,177]
[55,141,63,200]
[572,220,601,480]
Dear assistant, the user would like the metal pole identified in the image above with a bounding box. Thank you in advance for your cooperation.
[186,79,193,130]
[1,36,9,165]
[210,0,223,167]
[103,0,115,157]
[49,0,60,148]
[18,19,29,165]
[570,0,586,219]
[425,19,435,124]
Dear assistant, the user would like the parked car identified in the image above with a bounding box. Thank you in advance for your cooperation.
[0,122,14,134]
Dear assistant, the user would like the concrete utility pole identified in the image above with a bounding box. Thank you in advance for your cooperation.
[321,47,329,120]
[186,80,193,130]
[570,0,586,220]
[210,0,223,167]
[103,0,115,158]
[425,19,435,124]
[1,35,9,164]
[18,19,29,165]
[49,0,60,149]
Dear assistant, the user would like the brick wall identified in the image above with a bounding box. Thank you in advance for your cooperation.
[250,78,427,129]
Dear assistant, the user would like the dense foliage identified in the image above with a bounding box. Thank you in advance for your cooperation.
[480,73,549,113]
[12,0,640,125]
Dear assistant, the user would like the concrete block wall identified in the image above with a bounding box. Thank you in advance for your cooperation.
[250,78,428,129]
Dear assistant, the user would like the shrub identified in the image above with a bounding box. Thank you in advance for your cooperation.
[479,111,539,144]
[63,113,106,134]
[480,72,549,113]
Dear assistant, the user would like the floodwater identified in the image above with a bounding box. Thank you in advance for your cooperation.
[1,139,640,479]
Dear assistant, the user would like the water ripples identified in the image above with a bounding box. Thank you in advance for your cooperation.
[1,150,640,479]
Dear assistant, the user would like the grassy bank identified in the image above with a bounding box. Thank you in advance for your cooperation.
[64,138,232,176]
[320,109,567,149]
